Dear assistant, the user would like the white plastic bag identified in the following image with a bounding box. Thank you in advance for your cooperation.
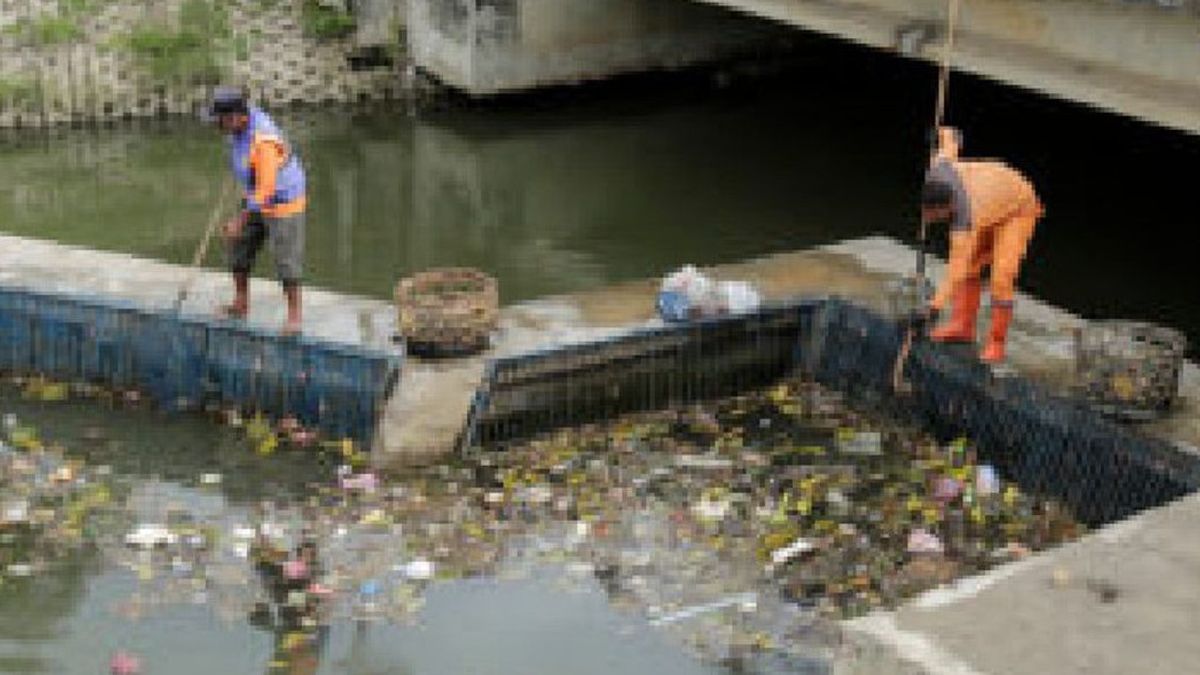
[660,265,716,321]
[718,280,761,315]
[659,265,761,321]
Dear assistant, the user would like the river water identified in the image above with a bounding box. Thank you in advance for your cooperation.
[0,387,737,674]
[0,31,1196,675]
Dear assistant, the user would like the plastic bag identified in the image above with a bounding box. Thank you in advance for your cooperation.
[718,280,761,315]
[657,265,760,322]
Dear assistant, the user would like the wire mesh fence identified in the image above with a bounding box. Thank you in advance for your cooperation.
[810,299,1199,526]
[461,297,1200,527]
[460,300,820,450]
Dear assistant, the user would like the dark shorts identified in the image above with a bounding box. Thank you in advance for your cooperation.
[229,211,305,285]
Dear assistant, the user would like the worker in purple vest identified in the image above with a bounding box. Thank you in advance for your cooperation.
[206,87,307,335]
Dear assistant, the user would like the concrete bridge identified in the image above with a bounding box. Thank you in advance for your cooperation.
[408,0,1200,135]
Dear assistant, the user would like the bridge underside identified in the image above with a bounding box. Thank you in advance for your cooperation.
[410,0,1200,136]
[697,0,1200,136]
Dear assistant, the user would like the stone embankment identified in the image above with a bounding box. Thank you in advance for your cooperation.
[0,0,409,128]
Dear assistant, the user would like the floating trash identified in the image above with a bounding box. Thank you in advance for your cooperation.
[648,592,758,626]
[1,499,29,525]
[1,413,126,587]
[400,559,435,581]
[906,529,945,555]
[6,562,33,577]
[691,496,731,522]
[125,524,178,549]
[3,370,1087,673]
[976,464,1000,496]
[109,651,142,675]
[338,469,378,493]
[836,430,882,456]
[768,538,817,569]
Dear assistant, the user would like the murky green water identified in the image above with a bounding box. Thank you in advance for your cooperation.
[0,390,742,675]
[0,64,924,306]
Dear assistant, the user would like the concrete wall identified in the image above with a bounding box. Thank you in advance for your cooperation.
[354,0,407,46]
[408,0,785,94]
[697,0,1200,134]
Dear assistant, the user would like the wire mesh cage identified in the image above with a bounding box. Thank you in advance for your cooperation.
[460,300,818,450]
[1073,320,1186,421]
[459,298,1200,527]
[395,267,499,358]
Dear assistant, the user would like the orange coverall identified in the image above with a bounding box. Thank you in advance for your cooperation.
[927,128,1043,363]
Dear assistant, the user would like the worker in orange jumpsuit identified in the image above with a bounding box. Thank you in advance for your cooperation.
[921,127,1044,363]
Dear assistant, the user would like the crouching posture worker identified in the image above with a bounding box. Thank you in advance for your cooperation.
[208,86,307,335]
[921,127,1043,363]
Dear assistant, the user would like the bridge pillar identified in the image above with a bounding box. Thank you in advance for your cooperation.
[408,0,783,94]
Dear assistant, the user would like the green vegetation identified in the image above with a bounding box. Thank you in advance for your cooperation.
[123,0,231,85]
[0,0,110,46]
[32,16,83,45]
[301,0,356,41]
[233,33,251,62]
[2,15,82,46]
[0,77,39,107]
[58,0,100,12]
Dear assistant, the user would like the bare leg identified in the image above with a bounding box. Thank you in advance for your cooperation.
[283,282,302,335]
[221,271,250,318]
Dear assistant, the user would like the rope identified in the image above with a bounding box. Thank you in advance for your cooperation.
[174,177,235,312]
[932,0,961,152]
[893,0,961,394]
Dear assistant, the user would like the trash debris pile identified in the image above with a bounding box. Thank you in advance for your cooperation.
[1,413,124,585]
[3,370,1085,672]
[463,377,1083,636]
[119,377,1081,669]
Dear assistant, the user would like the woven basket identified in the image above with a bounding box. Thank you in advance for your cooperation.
[395,268,498,357]
[1073,320,1186,421]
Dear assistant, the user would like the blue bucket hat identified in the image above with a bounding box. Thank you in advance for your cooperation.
[203,86,248,122]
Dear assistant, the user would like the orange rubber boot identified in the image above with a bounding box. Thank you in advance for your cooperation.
[930,279,981,343]
[980,303,1013,363]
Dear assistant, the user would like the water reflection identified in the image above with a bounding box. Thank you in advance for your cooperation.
[0,68,918,307]
[0,558,95,673]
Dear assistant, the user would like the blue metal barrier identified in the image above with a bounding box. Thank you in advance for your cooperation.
[0,284,401,444]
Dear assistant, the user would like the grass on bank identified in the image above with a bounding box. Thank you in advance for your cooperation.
[122,0,232,85]
[301,0,356,41]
